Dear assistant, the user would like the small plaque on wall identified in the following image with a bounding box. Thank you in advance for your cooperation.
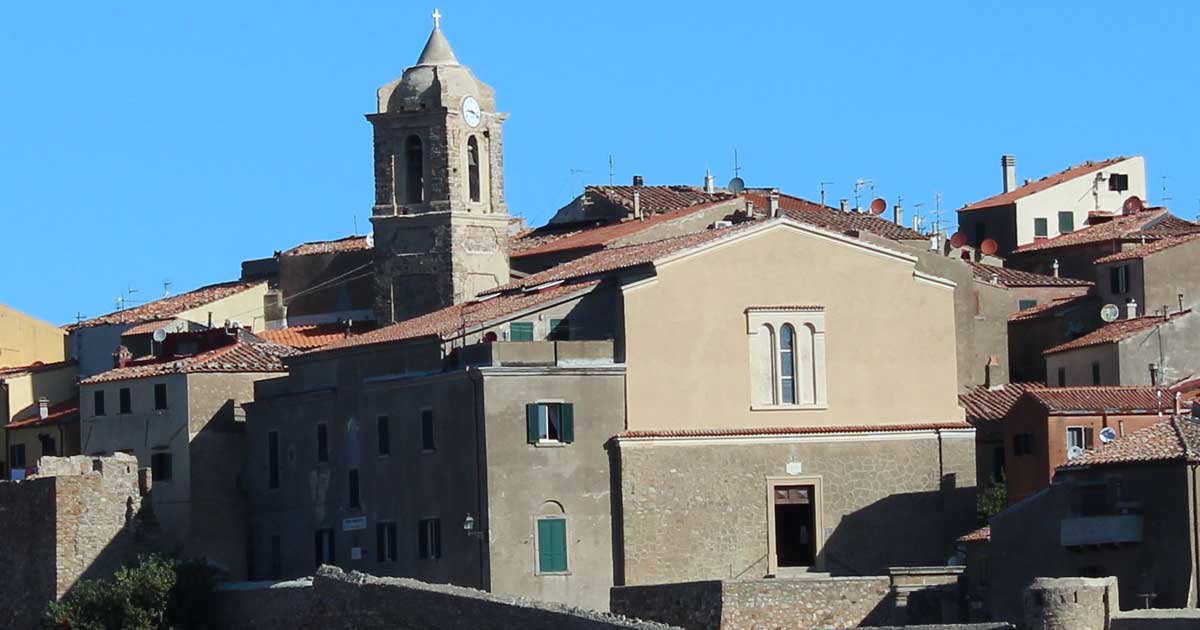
[785,461,802,475]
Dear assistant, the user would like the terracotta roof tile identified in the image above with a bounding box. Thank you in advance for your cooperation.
[81,334,298,384]
[6,398,79,430]
[1014,210,1200,253]
[588,185,732,213]
[1059,416,1200,469]
[617,422,973,440]
[957,525,991,543]
[1009,295,1094,322]
[70,281,265,330]
[775,204,927,241]
[121,319,185,337]
[961,157,1129,212]
[0,360,76,380]
[967,262,1092,288]
[959,383,1041,424]
[257,323,376,350]
[1044,311,1190,355]
[1093,232,1200,264]
[1024,386,1170,414]
[282,235,370,257]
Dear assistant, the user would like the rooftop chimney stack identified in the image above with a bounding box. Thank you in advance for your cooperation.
[839,198,850,212]
[703,170,716,194]
[1126,298,1139,320]
[1052,259,1060,278]
[632,174,644,187]
[769,189,781,218]
[38,397,49,420]
[985,357,1003,391]
[633,190,642,220]
[893,203,903,226]
[1002,155,1017,193]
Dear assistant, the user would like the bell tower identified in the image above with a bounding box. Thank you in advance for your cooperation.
[369,10,510,325]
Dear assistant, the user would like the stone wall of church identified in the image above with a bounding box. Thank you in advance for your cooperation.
[612,430,977,586]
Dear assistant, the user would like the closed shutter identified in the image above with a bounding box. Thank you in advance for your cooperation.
[418,521,429,559]
[1084,427,1095,449]
[432,520,442,559]
[560,403,575,443]
[526,404,540,443]
[376,524,385,562]
[537,519,567,572]
[510,322,534,341]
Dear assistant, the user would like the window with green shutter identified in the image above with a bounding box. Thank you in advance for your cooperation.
[525,402,574,444]
[1058,211,1075,234]
[537,518,568,573]
[510,322,534,341]
[549,318,570,340]
[1034,218,1048,238]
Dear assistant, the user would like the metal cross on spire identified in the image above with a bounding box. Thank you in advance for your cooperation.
[432,8,442,29]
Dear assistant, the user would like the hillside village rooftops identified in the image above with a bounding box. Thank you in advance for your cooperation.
[1023,386,1171,415]
[81,333,298,384]
[959,383,1042,424]
[1093,232,1200,264]
[1014,209,1200,253]
[960,156,1129,212]
[281,235,371,257]
[1043,310,1191,355]
[68,280,265,330]
[5,398,79,431]
[967,262,1092,288]
[1058,415,1200,470]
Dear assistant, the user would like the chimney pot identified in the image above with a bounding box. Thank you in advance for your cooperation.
[893,204,903,226]
[632,175,644,187]
[769,189,780,218]
[703,170,715,194]
[632,189,642,220]
[1126,299,1139,320]
[1052,259,1060,277]
[839,198,850,212]
[1002,154,1017,193]
[38,397,49,420]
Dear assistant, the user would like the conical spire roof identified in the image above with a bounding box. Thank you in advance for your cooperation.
[415,10,459,66]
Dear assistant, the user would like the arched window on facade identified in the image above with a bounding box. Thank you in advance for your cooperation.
[467,135,481,203]
[536,501,568,574]
[779,324,797,405]
[405,135,424,203]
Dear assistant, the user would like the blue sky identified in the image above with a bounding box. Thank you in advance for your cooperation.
[3,2,1198,325]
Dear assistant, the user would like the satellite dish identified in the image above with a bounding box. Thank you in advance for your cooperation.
[1067,445,1085,460]
[869,198,887,215]
[1123,195,1144,215]
[980,238,999,256]
[152,328,168,343]
[1099,427,1118,444]
[1100,304,1121,323]
[949,232,967,248]
[728,177,745,195]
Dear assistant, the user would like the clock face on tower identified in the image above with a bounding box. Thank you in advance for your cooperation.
[461,96,482,128]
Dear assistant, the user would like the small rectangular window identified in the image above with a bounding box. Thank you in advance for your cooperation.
[1058,211,1075,234]
[1057,366,1066,387]
[1012,433,1033,456]
[376,522,398,562]
[509,322,534,342]
[1067,427,1084,453]
[94,390,106,416]
[377,416,391,456]
[268,431,280,490]
[154,383,168,410]
[420,409,435,452]
[1108,173,1129,192]
[418,518,442,559]
[1034,218,1048,238]
[9,444,26,470]
[119,388,132,414]
[316,423,328,463]
[1091,362,1102,385]
[1018,299,1038,311]
[537,518,568,573]
[549,318,571,341]
[973,223,986,247]
[1110,265,1130,294]
[315,529,335,567]
[525,402,575,444]
[151,452,172,481]
[270,535,282,579]
[348,469,360,509]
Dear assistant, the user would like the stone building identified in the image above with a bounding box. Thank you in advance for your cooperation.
[79,328,296,578]
[1044,309,1200,388]
[0,360,78,478]
[0,303,66,368]
[1008,295,1102,384]
[243,215,976,610]
[1093,232,1200,318]
[5,398,80,479]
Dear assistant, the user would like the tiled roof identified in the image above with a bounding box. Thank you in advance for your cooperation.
[1059,416,1200,470]
[1093,232,1200,264]
[282,235,371,257]
[81,334,299,384]
[0,360,75,380]
[1014,210,1200,253]
[588,185,732,213]
[257,322,375,350]
[617,422,973,439]
[121,319,182,337]
[957,525,991,544]
[6,398,79,430]
[1044,311,1190,355]
[968,262,1092,288]
[315,280,602,353]
[1025,386,1169,414]
[959,383,1041,424]
[70,281,265,330]
[960,157,1129,212]
[1009,295,1094,322]
[777,205,927,241]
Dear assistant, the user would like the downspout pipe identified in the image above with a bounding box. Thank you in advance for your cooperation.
[469,368,489,591]
[1192,463,1199,606]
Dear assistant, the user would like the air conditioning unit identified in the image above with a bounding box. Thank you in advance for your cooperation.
[714,220,734,228]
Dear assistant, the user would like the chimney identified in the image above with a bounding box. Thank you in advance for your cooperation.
[1052,259,1060,278]
[703,169,715,194]
[1126,298,1139,320]
[1149,362,1159,386]
[632,174,644,187]
[1175,391,1183,416]
[1001,155,1017,193]
[112,345,133,369]
[839,198,850,212]
[633,190,642,220]
[769,189,780,218]
[893,203,903,226]
[985,356,1004,391]
[38,397,49,420]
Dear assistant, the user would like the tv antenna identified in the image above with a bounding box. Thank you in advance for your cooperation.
[853,179,875,211]
[608,154,615,186]
[115,287,141,310]
[1161,176,1172,206]
[75,312,87,325]
[819,181,835,207]
[913,202,926,232]
[732,148,743,179]
[162,280,172,298]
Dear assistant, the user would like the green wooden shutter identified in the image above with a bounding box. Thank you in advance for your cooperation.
[526,404,540,443]
[538,519,567,572]
[510,322,534,341]
[559,403,574,443]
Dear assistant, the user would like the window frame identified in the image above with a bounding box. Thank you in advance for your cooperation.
[1058,211,1075,234]
[93,390,106,417]
[548,318,571,341]
[118,387,132,414]
[267,430,280,490]
[466,135,481,203]
[150,452,173,482]
[316,423,329,464]
[509,321,535,342]
[153,383,168,410]
[314,528,335,567]
[377,416,391,457]
[746,308,828,411]
[376,521,398,563]
[1110,265,1129,294]
[1034,217,1049,238]
[535,516,570,575]
[526,401,574,445]
[10,443,26,470]
[418,518,442,560]
[1018,299,1038,311]
[1057,366,1067,387]
[420,408,435,453]
[1091,362,1102,386]
[348,468,361,510]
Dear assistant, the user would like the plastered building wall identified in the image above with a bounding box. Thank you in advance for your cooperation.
[0,303,66,368]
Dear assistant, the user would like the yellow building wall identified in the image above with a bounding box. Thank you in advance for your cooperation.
[0,304,66,368]
[621,222,964,430]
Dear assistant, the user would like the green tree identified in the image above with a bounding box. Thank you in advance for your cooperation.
[44,555,216,630]
[977,472,1007,523]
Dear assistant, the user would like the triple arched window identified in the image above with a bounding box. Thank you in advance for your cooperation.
[748,308,827,408]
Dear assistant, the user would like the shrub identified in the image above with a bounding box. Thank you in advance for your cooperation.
[977,473,1007,523]
[44,555,217,630]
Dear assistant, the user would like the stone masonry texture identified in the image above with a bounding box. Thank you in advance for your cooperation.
[212,566,681,630]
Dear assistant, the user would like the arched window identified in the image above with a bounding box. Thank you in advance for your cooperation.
[467,135,481,203]
[536,501,568,573]
[779,324,797,405]
[404,135,424,203]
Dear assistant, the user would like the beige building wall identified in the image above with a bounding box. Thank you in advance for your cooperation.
[1,363,79,474]
[177,282,270,332]
[0,304,66,368]
[621,223,964,430]
[1013,157,1146,246]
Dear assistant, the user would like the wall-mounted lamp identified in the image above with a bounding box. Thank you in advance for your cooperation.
[463,513,486,538]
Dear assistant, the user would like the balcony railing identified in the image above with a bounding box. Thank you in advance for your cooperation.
[1060,514,1143,547]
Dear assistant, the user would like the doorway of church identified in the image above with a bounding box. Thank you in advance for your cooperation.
[773,484,816,567]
